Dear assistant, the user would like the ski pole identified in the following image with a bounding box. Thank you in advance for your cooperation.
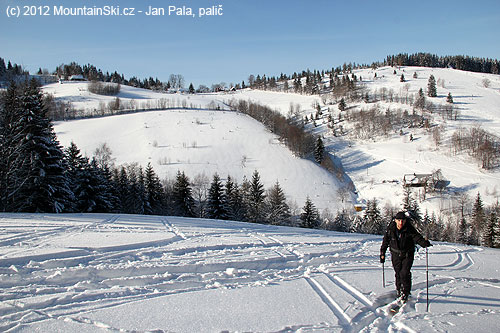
[382,261,385,288]
[426,247,429,312]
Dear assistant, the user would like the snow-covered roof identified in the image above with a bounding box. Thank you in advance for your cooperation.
[69,74,85,81]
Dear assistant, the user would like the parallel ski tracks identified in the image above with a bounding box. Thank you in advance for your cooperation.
[161,217,188,240]
[2,217,476,332]
[305,268,418,332]
[305,275,352,327]
[244,231,414,330]
[0,215,120,249]
[0,224,312,330]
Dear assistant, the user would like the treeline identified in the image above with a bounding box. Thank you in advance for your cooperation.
[0,57,159,90]
[226,99,357,184]
[227,99,315,158]
[51,62,168,91]
[0,58,187,92]
[45,95,220,121]
[87,81,121,96]
[246,52,499,97]
[50,62,237,93]
[247,67,365,99]
[0,57,29,85]
[382,53,500,75]
[325,190,500,249]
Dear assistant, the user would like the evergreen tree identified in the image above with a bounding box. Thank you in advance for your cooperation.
[481,208,497,248]
[0,82,27,211]
[314,136,325,164]
[471,193,486,245]
[364,199,384,234]
[207,173,227,220]
[225,176,245,221]
[402,187,413,215]
[414,88,426,109]
[102,164,119,212]
[13,80,73,212]
[350,215,364,233]
[427,75,437,97]
[0,58,6,79]
[426,212,441,241]
[457,216,470,244]
[338,98,346,111]
[90,158,116,212]
[115,166,130,213]
[240,176,252,221]
[172,171,195,217]
[266,181,291,225]
[247,170,267,223]
[76,158,114,213]
[64,142,88,212]
[144,163,165,215]
[333,209,351,232]
[446,92,454,104]
[441,217,454,243]
[421,210,432,239]
[494,210,500,248]
[125,166,145,214]
[402,187,422,228]
[300,197,320,229]
[188,83,195,94]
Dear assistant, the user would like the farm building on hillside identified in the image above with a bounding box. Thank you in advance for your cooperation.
[69,75,86,81]
[403,171,449,200]
[403,173,432,188]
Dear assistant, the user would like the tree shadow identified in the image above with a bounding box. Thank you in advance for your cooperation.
[341,149,385,173]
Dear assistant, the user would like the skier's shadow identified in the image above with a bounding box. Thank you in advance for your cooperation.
[426,293,500,308]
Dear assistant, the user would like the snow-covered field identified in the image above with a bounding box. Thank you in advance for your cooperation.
[0,213,499,332]
[43,82,228,113]
[54,107,349,213]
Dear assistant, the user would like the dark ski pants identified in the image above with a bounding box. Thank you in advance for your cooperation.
[391,251,414,295]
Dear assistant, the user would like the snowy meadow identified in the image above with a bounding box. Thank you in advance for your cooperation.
[0,213,499,332]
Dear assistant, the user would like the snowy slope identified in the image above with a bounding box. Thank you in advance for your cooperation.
[54,108,348,212]
[43,81,228,114]
[355,66,500,134]
[337,66,500,210]
[0,213,499,332]
[225,67,500,211]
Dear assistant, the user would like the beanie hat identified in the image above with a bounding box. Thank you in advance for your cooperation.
[395,211,407,220]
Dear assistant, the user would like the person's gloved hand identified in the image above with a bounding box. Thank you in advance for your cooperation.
[423,240,432,248]
[380,254,385,263]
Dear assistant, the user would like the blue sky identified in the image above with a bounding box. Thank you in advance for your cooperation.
[1,0,499,87]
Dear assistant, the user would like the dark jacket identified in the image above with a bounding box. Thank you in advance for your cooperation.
[380,220,427,256]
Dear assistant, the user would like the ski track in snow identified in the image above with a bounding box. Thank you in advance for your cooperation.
[0,213,499,332]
